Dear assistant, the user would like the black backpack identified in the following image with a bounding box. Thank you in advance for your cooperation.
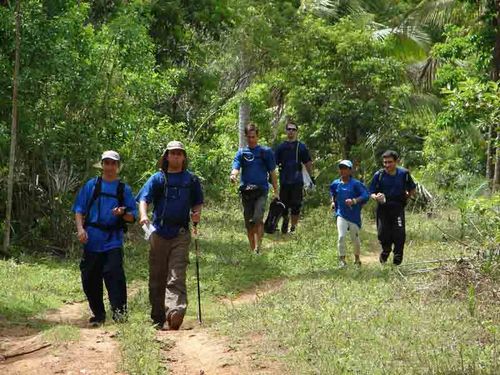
[264,198,286,234]
[84,177,129,232]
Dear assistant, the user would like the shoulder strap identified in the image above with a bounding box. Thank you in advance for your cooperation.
[117,180,125,206]
[86,177,102,214]
[375,169,384,191]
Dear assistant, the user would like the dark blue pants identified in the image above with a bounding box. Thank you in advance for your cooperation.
[376,202,406,265]
[80,248,127,319]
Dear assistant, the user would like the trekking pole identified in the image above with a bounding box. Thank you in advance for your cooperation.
[193,222,202,324]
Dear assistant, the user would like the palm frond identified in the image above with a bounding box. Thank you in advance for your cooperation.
[407,0,461,28]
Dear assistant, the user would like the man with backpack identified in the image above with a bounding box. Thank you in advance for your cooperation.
[137,141,203,330]
[230,123,278,253]
[274,121,313,234]
[369,150,416,265]
[330,160,369,267]
[73,150,136,327]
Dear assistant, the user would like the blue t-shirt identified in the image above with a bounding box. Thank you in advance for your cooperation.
[72,178,137,253]
[330,177,369,228]
[136,170,204,239]
[275,141,311,185]
[369,167,416,203]
[232,145,276,192]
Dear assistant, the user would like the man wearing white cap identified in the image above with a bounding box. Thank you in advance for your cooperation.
[329,160,369,267]
[73,151,137,326]
[136,141,203,330]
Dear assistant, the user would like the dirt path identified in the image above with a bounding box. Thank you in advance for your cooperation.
[0,302,123,375]
[159,279,286,375]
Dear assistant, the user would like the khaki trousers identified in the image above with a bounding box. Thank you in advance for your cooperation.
[149,230,191,325]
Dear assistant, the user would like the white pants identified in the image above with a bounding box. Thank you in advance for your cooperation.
[336,216,361,257]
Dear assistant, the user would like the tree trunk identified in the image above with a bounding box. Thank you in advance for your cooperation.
[493,130,500,192]
[238,100,250,148]
[486,122,494,180]
[491,1,500,191]
[3,0,21,256]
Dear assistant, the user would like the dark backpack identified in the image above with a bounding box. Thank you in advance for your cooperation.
[264,198,286,234]
[84,177,129,232]
[374,169,410,205]
[157,170,198,227]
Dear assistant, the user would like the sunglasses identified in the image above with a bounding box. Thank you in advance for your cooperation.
[286,128,297,132]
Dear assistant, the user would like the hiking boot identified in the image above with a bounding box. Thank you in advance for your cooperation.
[254,245,261,255]
[167,310,184,330]
[89,315,105,327]
[354,256,361,266]
[289,226,296,234]
[339,256,347,268]
[152,320,165,330]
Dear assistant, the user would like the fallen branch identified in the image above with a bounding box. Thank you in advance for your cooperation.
[432,224,472,248]
[400,257,470,267]
[0,342,51,361]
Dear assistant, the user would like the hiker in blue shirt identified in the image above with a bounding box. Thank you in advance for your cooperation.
[274,121,313,234]
[73,150,137,326]
[230,123,278,253]
[330,160,369,267]
[137,141,203,330]
[369,150,416,265]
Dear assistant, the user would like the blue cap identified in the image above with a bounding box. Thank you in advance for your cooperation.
[339,160,353,169]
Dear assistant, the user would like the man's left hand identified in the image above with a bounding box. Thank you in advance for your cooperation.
[191,210,201,224]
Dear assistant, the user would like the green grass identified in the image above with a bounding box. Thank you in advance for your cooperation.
[117,285,165,375]
[206,204,499,374]
[0,256,82,323]
[1,200,497,375]
[42,324,80,344]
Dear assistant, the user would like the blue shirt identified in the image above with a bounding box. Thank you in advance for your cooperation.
[369,167,416,203]
[275,141,311,185]
[330,177,369,228]
[136,170,204,239]
[232,145,276,192]
[72,178,137,253]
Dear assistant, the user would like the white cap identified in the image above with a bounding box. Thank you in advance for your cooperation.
[101,150,120,161]
[338,159,353,169]
[166,140,185,151]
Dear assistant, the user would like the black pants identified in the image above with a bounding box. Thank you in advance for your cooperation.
[376,202,406,265]
[280,183,303,217]
[80,247,127,319]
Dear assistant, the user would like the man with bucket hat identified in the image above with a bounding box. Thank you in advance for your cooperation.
[329,160,369,267]
[73,150,137,326]
[136,141,203,330]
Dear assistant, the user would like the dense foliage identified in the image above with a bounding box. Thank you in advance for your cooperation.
[0,0,498,254]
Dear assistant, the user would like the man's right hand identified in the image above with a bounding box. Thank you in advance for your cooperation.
[139,216,150,226]
[229,173,238,184]
[77,228,88,244]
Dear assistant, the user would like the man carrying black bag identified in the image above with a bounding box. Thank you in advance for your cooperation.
[230,123,279,253]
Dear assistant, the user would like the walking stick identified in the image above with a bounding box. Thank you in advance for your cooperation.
[193,222,202,324]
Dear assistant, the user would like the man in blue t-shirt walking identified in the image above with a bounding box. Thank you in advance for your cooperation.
[230,123,278,253]
[137,141,203,330]
[369,150,416,265]
[73,150,137,326]
[330,160,369,267]
[274,121,313,234]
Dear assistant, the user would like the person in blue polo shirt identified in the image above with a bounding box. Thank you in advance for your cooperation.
[330,160,369,267]
[137,141,203,330]
[369,150,416,265]
[274,121,313,234]
[230,123,278,253]
[73,150,137,326]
